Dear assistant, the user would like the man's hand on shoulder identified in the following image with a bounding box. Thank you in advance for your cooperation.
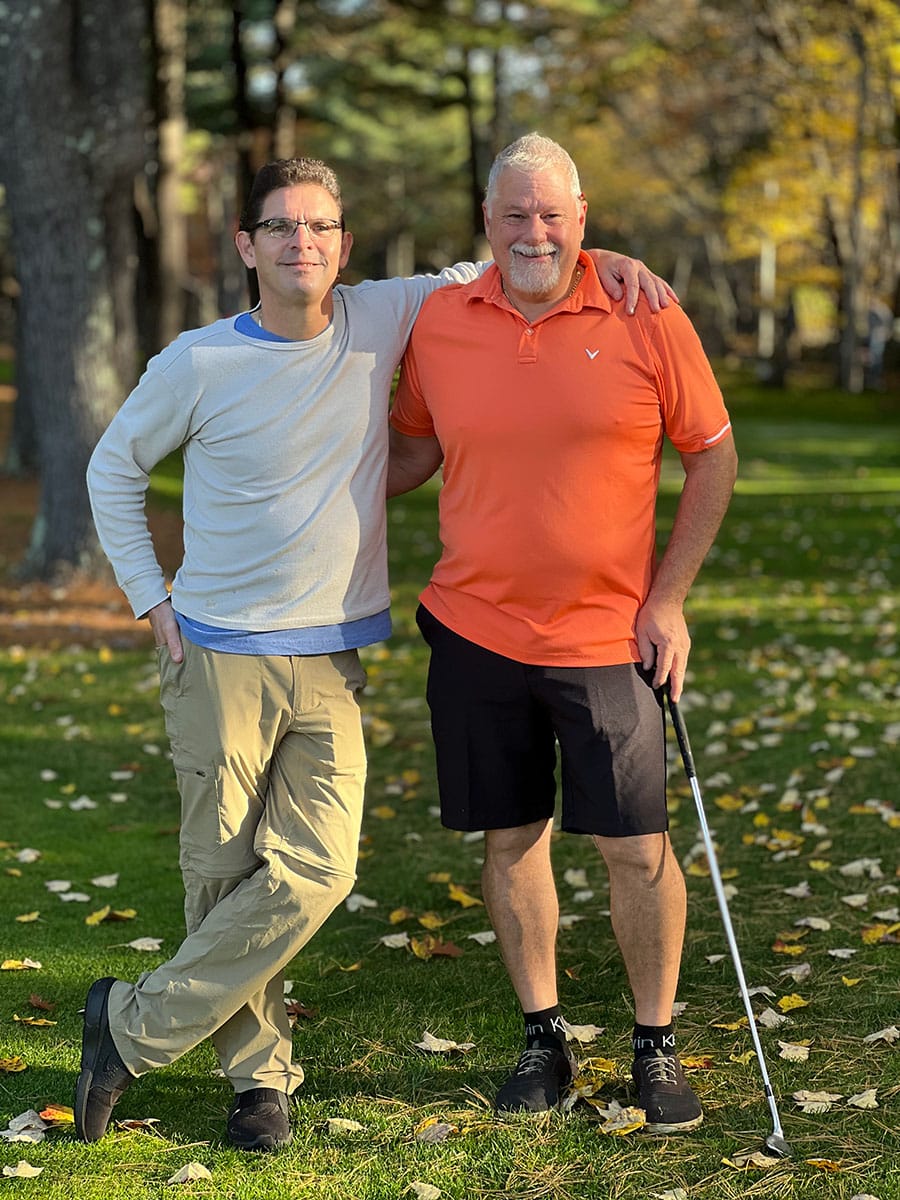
[147,599,184,663]
[587,250,679,315]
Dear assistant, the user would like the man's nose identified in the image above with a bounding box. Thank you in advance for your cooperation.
[288,221,315,247]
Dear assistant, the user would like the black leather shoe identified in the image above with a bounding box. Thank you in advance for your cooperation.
[74,977,135,1142]
[227,1088,292,1151]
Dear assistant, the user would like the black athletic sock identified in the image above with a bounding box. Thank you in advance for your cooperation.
[632,1022,676,1060]
[523,1005,567,1050]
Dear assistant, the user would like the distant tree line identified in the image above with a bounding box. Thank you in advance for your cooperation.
[0,0,897,580]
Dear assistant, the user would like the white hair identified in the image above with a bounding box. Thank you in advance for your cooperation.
[484,133,583,210]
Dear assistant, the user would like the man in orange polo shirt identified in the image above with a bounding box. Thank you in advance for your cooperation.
[388,133,737,1132]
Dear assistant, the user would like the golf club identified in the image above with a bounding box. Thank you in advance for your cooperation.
[666,690,792,1159]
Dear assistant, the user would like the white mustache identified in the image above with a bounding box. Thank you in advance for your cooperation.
[510,242,557,258]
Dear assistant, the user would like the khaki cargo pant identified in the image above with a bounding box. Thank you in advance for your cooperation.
[106,636,367,1094]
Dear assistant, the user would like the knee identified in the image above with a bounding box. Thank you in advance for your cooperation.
[593,832,674,881]
[485,820,551,868]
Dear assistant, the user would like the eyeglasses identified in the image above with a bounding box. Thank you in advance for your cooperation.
[249,217,344,239]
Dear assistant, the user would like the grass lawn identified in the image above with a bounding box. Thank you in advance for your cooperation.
[1,382,898,1199]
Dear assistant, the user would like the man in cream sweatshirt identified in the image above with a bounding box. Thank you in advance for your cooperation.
[79,156,673,1150]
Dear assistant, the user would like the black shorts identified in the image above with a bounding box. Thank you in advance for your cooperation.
[416,605,667,837]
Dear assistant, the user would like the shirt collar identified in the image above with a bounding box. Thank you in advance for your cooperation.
[466,250,612,318]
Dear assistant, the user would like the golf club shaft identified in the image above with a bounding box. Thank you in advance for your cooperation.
[667,694,786,1141]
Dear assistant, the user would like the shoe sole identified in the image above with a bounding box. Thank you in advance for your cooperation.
[74,978,116,1142]
[229,1133,293,1152]
[643,1112,704,1134]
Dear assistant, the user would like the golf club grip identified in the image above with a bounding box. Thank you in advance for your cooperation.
[666,695,697,779]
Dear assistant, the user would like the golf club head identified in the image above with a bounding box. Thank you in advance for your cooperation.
[763,1132,792,1158]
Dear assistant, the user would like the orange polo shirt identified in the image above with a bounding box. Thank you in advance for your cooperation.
[390,252,731,666]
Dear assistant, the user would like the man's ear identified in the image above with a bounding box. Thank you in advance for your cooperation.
[235,230,256,269]
[339,229,354,270]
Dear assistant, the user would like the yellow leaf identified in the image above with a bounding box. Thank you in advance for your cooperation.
[860,922,900,945]
[411,936,436,960]
[12,1014,56,1027]
[448,883,483,909]
[805,1159,842,1172]
[39,1105,73,1124]
[712,1017,749,1031]
[2,958,41,970]
[777,994,809,1012]
[427,872,452,883]
[6,867,23,877]
[85,906,111,926]
[841,976,861,987]
[107,703,123,716]
[771,941,806,956]
[337,961,362,972]
[389,907,416,925]
[729,1050,755,1065]
[752,813,771,827]
[15,912,40,923]
[418,912,446,930]
[60,783,77,794]
[680,1055,714,1069]
[687,862,710,877]
[0,1056,27,1073]
[714,794,744,811]
[98,646,114,662]
[809,859,832,872]
[371,805,396,820]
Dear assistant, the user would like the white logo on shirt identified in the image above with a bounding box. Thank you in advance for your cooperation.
[585,349,600,360]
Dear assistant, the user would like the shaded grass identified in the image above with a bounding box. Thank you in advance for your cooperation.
[1,390,898,1198]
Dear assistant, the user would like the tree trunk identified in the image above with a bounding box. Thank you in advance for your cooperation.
[0,0,148,580]
[151,0,189,350]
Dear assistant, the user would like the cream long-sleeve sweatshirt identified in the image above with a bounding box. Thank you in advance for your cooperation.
[87,266,481,629]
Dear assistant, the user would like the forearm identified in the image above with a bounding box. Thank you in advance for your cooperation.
[387,428,443,498]
[649,438,738,605]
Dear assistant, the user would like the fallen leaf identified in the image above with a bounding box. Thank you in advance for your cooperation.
[370,805,396,820]
[324,1117,364,1134]
[598,1103,645,1136]
[126,937,164,952]
[777,993,809,1012]
[380,932,411,949]
[841,893,869,908]
[793,1089,842,1113]
[0,1057,27,1073]
[167,1162,212,1183]
[284,1000,317,1022]
[771,940,806,956]
[862,1025,898,1044]
[389,907,416,924]
[2,1161,43,1178]
[778,962,811,982]
[563,1020,604,1044]
[841,976,862,987]
[418,911,446,930]
[38,1105,73,1124]
[847,1088,878,1109]
[414,1031,476,1055]
[426,872,452,883]
[680,1054,714,1069]
[91,873,119,888]
[729,1050,755,1065]
[758,1008,789,1028]
[344,893,378,913]
[806,1158,842,1172]
[13,1014,56,1027]
[723,1149,782,1170]
[448,882,483,908]
[466,930,496,945]
[778,1041,811,1062]
[652,1190,688,1200]
[827,948,857,959]
[1,958,41,970]
[28,994,55,1012]
[115,1117,161,1132]
[794,916,830,931]
[15,912,40,923]
[563,867,589,888]
[407,1184,441,1200]
[414,1117,457,1143]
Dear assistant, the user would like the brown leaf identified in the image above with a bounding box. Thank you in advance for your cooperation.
[285,1001,318,1022]
[28,994,55,1012]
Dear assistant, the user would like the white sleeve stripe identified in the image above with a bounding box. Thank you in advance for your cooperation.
[703,421,732,446]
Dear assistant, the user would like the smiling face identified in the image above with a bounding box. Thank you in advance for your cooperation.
[235,183,353,336]
[483,167,586,316]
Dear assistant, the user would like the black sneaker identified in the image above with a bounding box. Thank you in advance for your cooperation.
[227,1088,292,1151]
[495,1040,576,1112]
[632,1051,703,1133]
[74,977,135,1142]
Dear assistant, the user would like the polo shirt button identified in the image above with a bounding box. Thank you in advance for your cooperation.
[525,328,534,335]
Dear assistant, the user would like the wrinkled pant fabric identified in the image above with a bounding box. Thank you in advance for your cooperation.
[106,637,368,1094]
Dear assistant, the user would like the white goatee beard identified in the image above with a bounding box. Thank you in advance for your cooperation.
[506,243,561,298]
